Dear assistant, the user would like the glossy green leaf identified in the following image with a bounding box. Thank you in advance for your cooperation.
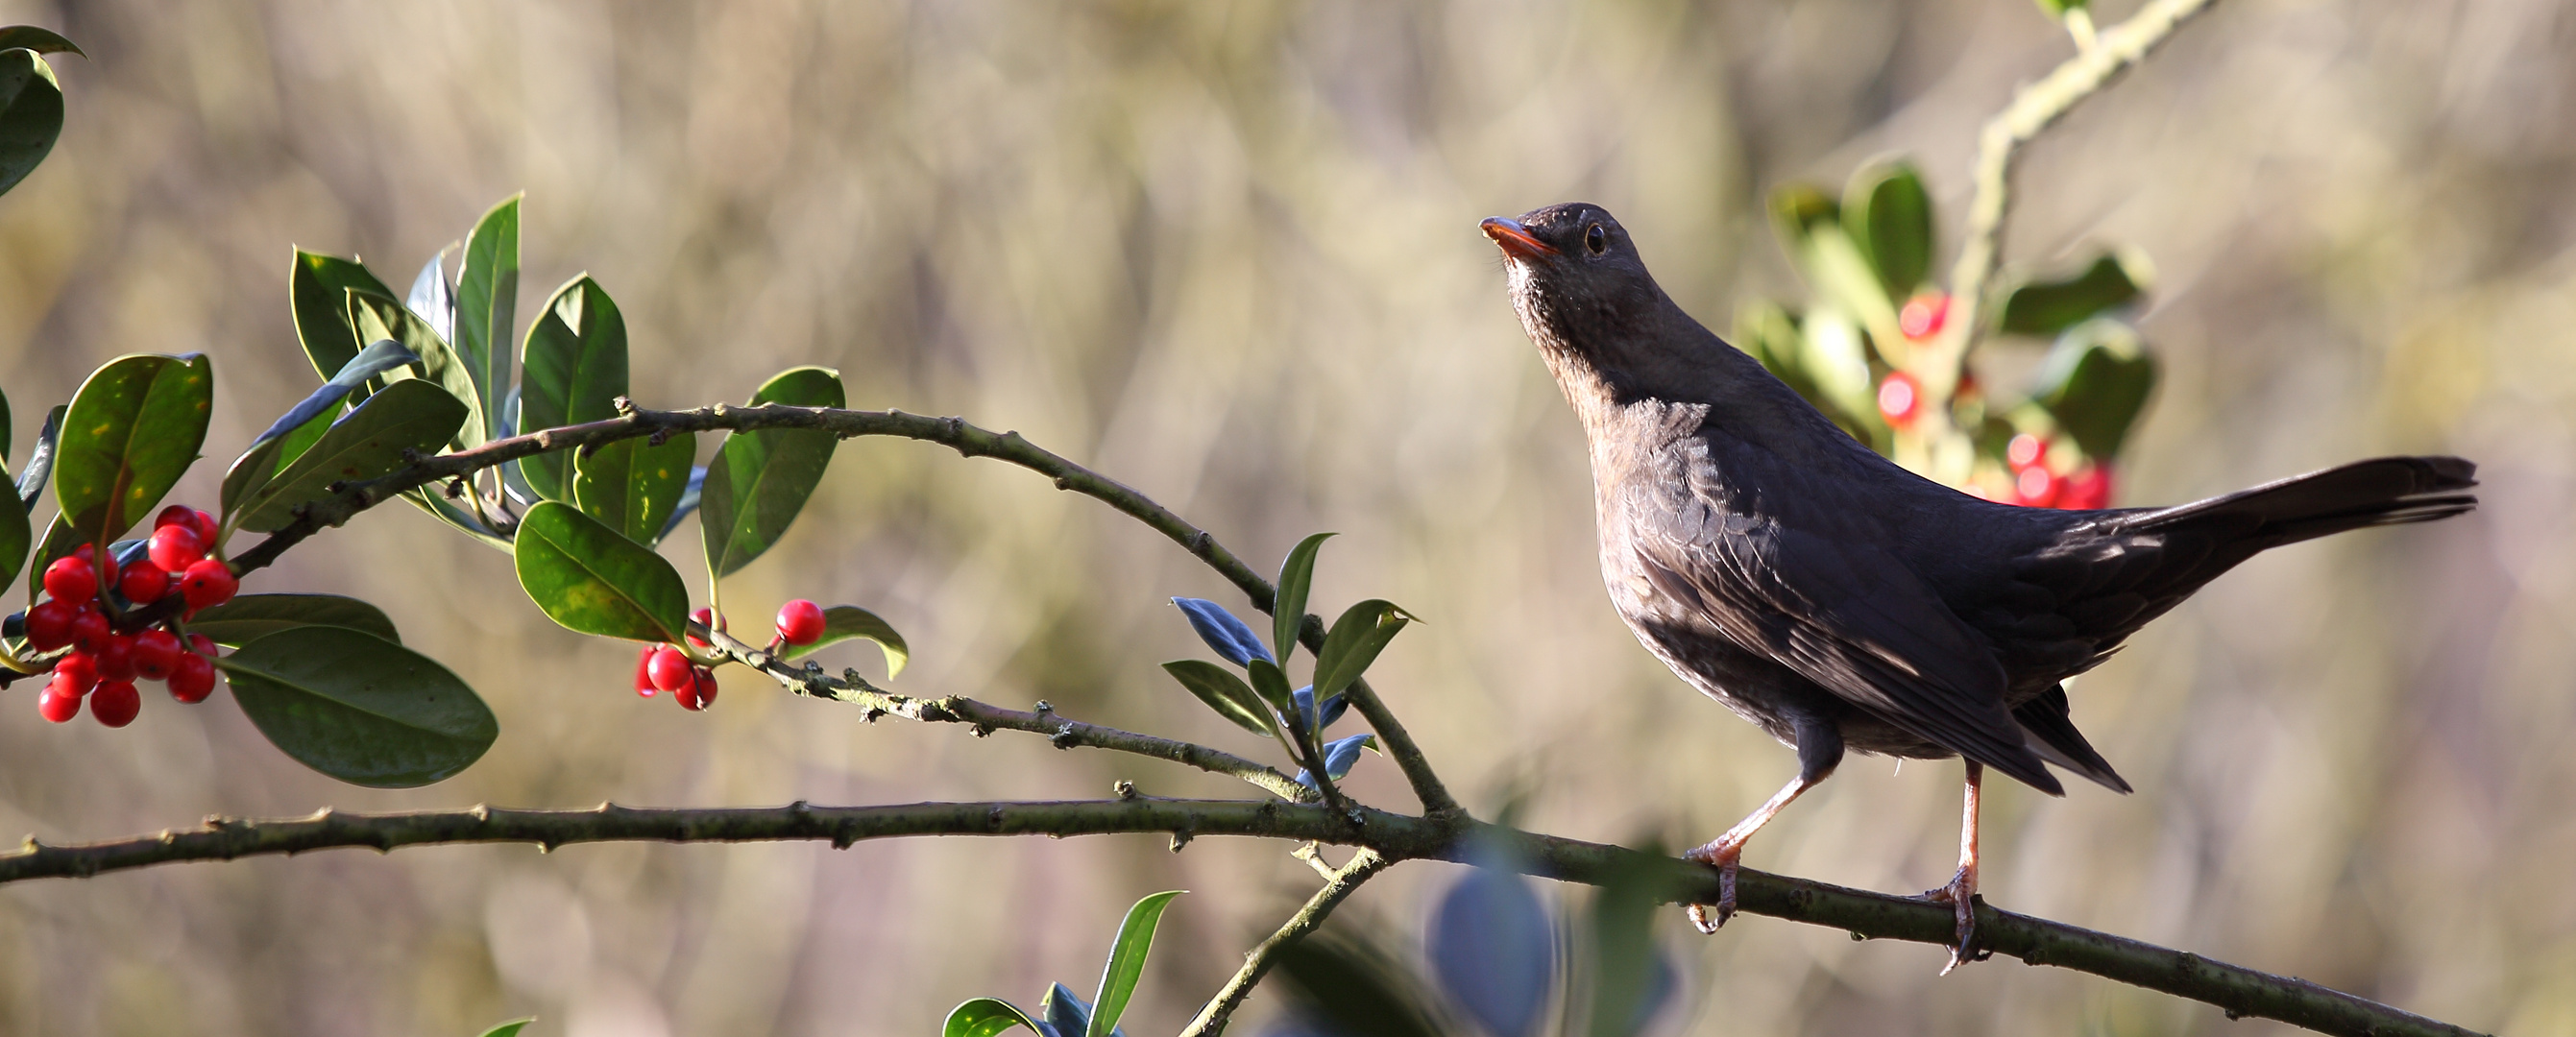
[352,293,487,451]
[782,604,908,677]
[2035,0,2089,14]
[517,275,629,501]
[473,1020,535,1037]
[1089,890,1183,1037]
[1313,599,1410,704]
[1246,658,1296,718]
[15,402,60,513]
[1996,253,2146,337]
[1843,160,1933,300]
[514,500,690,643]
[232,379,468,533]
[221,627,497,788]
[0,27,83,56]
[401,486,515,552]
[0,380,12,462]
[289,252,397,383]
[0,455,25,591]
[0,47,62,200]
[944,999,1046,1037]
[1272,532,1333,662]
[223,339,418,522]
[2033,320,2158,460]
[56,354,213,546]
[23,514,69,599]
[573,432,693,545]
[185,593,401,647]
[699,367,842,578]
[458,195,522,436]
[1161,660,1276,736]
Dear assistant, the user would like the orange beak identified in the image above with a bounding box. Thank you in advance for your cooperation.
[1482,217,1556,259]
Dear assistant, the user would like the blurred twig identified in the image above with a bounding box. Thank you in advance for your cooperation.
[0,803,2487,1037]
[231,402,1459,816]
[1927,0,2224,406]
[1179,847,1392,1037]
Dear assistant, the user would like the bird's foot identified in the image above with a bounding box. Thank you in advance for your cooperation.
[1681,838,1744,934]
[1919,865,1988,975]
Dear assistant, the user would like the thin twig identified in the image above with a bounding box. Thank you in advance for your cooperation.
[0,804,2487,1037]
[1180,847,1393,1037]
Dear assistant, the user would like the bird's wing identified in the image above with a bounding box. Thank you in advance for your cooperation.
[1622,440,2061,793]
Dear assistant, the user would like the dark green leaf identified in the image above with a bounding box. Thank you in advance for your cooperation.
[1766,183,1838,253]
[289,252,397,383]
[232,379,468,533]
[0,27,83,56]
[654,465,705,545]
[15,402,60,513]
[1843,159,1933,299]
[1312,599,1410,704]
[781,604,908,677]
[400,486,514,552]
[1161,660,1276,736]
[472,1020,535,1037]
[0,457,24,591]
[185,593,401,647]
[517,275,629,501]
[514,500,691,643]
[23,514,69,598]
[458,195,522,437]
[944,999,1048,1037]
[573,432,693,545]
[1089,890,1183,1037]
[1272,532,1333,662]
[224,339,419,522]
[0,380,12,461]
[2033,320,2158,460]
[699,367,842,578]
[221,626,497,788]
[0,47,62,200]
[352,293,486,451]
[1246,658,1296,720]
[56,354,214,546]
[1996,253,2146,338]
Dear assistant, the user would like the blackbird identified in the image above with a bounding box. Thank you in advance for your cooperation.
[1482,203,2476,968]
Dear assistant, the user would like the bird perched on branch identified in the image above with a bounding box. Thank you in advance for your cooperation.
[1482,203,2475,969]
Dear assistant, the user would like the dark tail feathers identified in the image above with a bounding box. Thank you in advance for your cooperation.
[2116,455,2476,548]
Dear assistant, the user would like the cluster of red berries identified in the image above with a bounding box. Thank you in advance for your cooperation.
[1899,293,1951,341]
[627,599,827,711]
[24,506,237,726]
[1999,433,2112,510]
[1878,294,1955,429]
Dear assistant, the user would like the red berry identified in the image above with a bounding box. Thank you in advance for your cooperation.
[676,665,717,711]
[54,651,99,694]
[38,681,81,723]
[24,600,77,651]
[775,599,825,646]
[179,559,238,610]
[71,543,93,564]
[95,634,139,682]
[1900,293,1950,339]
[149,524,205,572]
[2059,466,2113,510]
[192,509,220,547]
[646,645,692,692]
[632,644,659,697]
[117,564,171,605]
[133,630,183,681]
[2006,433,2047,471]
[687,607,716,648]
[43,556,96,604]
[167,653,216,703]
[1876,372,1921,427]
[90,680,140,727]
[69,608,111,654]
[2014,465,2060,508]
[156,505,193,529]
[187,634,218,658]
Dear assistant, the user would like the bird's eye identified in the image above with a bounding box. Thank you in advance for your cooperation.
[1585,224,1608,254]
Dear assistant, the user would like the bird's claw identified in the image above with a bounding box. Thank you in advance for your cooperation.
[1920,865,1987,975]
[1682,841,1742,934]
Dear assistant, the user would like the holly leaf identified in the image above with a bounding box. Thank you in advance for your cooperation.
[1312,599,1410,704]
[15,402,60,513]
[0,46,63,199]
[288,252,397,384]
[1272,532,1333,662]
[1088,890,1183,1037]
[572,432,693,546]
[944,999,1051,1037]
[352,292,486,451]
[516,275,629,501]
[1996,253,2147,338]
[513,500,691,643]
[221,627,497,788]
[0,27,84,56]
[780,604,908,678]
[1161,660,1276,737]
[2032,320,2158,460]
[55,354,213,546]
[223,339,419,521]
[457,194,522,436]
[231,378,468,533]
[1843,159,1933,300]
[185,593,401,647]
[699,367,841,578]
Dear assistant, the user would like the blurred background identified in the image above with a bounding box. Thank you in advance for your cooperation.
[0,0,2566,1033]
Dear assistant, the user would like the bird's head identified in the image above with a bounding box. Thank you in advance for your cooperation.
[1481,204,1665,364]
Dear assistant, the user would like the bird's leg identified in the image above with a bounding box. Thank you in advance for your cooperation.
[1682,772,1819,933]
[1921,760,1986,974]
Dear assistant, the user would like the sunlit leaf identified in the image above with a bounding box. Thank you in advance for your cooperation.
[352,292,486,451]
[653,465,706,546]
[1089,890,1183,1037]
[781,604,908,678]
[1171,596,1271,666]
[1272,532,1334,661]
[1996,252,2147,338]
[221,626,497,788]
[573,432,693,545]
[699,367,841,578]
[472,1020,535,1037]
[0,27,83,56]
[407,248,455,346]
[1766,183,1838,251]
[457,195,522,439]
[1162,660,1276,736]
[186,593,401,647]
[288,252,397,384]
[1843,159,1933,300]
[223,339,419,521]
[55,354,213,546]
[231,379,468,533]
[2032,319,2158,460]
[1312,599,1410,704]
[514,500,691,643]
[14,402,60,513]
[1246,658,1297,721]
[944,999,1050,1037]
[517,275,629,501]
[0,47,63,199]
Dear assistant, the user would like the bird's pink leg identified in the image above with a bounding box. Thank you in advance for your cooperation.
[1682,773,1821,933]
[1922,760,1984,974]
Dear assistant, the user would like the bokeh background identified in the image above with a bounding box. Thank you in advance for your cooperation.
[0,0,2567,1033]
